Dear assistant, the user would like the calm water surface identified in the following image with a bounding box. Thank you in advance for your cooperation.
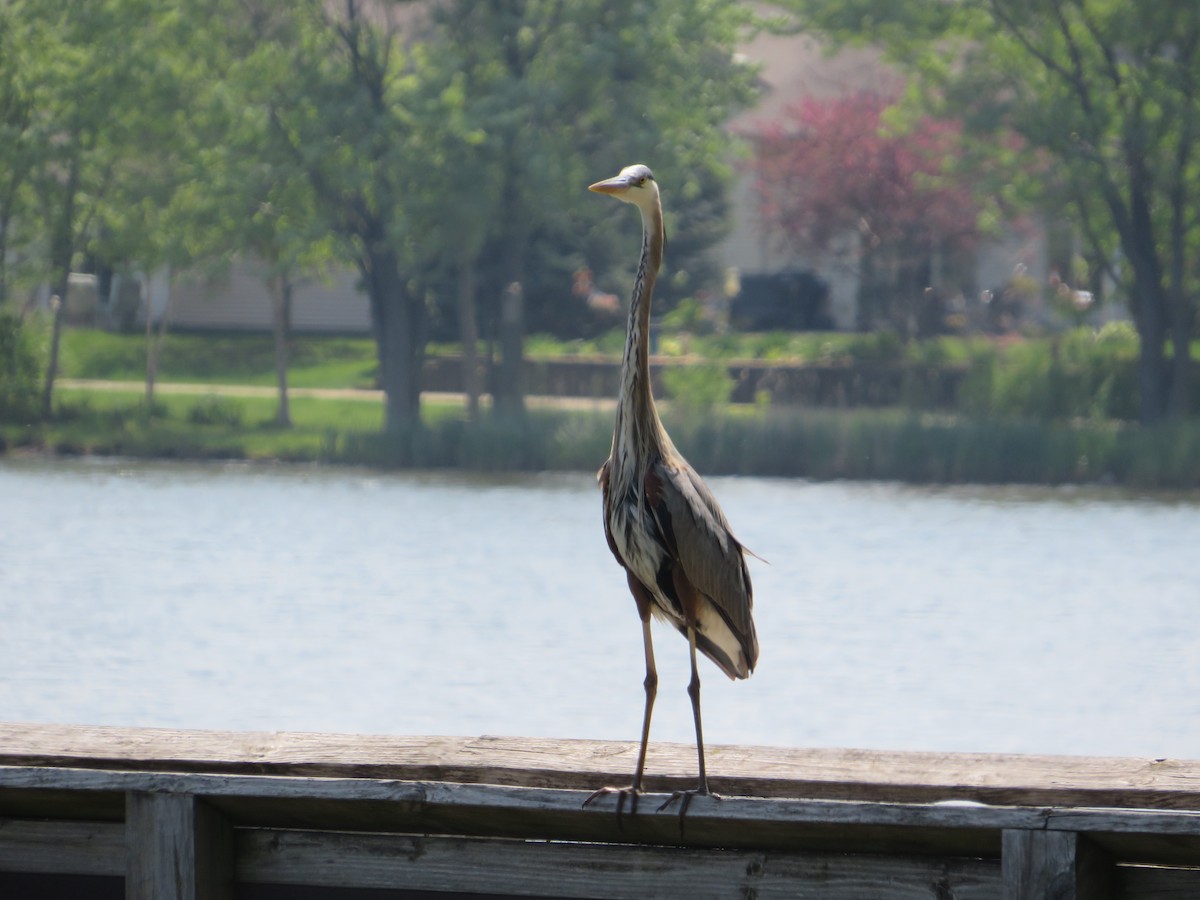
[2,456,1198,758]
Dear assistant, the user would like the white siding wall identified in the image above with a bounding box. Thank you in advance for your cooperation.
[169,258,371,333]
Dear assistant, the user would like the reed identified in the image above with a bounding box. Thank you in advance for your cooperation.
[8,380,1200,488]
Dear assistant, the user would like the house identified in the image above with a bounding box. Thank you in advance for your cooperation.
[167,259,370,334]
[133,26,1052,336]
[716,27,1052,332]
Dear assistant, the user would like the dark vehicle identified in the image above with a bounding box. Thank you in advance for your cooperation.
[729,271,833,331]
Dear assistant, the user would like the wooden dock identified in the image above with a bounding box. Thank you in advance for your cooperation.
[3,723,1200,898]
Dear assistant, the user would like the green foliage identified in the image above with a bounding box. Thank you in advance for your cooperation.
[782,0,1200,421]
[660,298,712,334]
[60,329,376,388]
[56,324,1160,424]
[0,313,43,421]
[186,396,244,427]
[2,1,759,426]
[658,407,1200,488]
[660,363,734,417]
[10,379,1200,487]
[975,325,1140,421]
[424,0,757,339]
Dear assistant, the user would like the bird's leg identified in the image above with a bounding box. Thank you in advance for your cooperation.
[657,625,719,820]
[631,615,659,794]
[687,626,709,794]
[584,613,657,821]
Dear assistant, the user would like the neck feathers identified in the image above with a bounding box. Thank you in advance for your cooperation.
[614,198,666,461]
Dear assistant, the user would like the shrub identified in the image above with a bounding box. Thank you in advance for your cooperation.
[0,313,44,422]
[660,362,733,416]
[186,395,244,426]
[976,326,1138,421]
[660,297,712,334]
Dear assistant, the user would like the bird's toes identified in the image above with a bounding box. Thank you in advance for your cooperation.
[583,785,643,823]
[656,787,722,820]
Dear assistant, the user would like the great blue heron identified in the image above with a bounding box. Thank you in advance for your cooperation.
[585,164,758,816]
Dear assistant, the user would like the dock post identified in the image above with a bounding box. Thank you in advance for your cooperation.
[1002,829,1113,900]
[125,792,233,900]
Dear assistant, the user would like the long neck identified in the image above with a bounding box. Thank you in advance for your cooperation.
[613,197,666,463]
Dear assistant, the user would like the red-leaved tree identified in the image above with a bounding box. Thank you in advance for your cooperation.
[754,90,980,334]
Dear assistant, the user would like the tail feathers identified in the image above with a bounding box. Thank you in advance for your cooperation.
[695,631,752,680]
[688,601,757,680]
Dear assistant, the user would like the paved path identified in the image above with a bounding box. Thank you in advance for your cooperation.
[57,379,617,412]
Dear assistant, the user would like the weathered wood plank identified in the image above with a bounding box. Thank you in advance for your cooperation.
[1045,808,1200,868]
[236,828,1003,899]
[1001,830,1113,900]
[2,722,1197,811]
[8,723,1200,896]
[0,818,124,876]
[1118,863,1200,899]
[0,766,1041,857]
[8,766,1200,867]
[125,793,233,900]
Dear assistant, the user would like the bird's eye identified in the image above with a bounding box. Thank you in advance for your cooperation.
[636,177,647,187]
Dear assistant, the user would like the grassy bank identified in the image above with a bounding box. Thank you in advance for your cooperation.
[5,386,1200,488]
[56,323,1183,422]
[58,329,379,389]
[0,326,1194,486]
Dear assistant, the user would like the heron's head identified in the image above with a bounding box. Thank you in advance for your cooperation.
[589,164,659,212]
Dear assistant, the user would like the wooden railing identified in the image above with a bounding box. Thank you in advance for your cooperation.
[3,722,1200,898]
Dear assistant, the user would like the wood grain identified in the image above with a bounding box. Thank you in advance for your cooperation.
[6,723,1200,897]
[1001,830,1114,900]
[0,818,124,876]
[2,722,1197,810]
[237,828,1002,900]
[125,793,233,900]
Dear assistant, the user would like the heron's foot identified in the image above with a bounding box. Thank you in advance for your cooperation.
[583,785,645,827]
[656,787,721,822]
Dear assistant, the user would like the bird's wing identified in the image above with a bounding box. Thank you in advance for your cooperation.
[650,459,755,639]
[597,458,622,564]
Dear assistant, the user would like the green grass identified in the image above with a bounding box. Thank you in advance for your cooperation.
[2,388,381,462]
[7,386,1200,488]
[60,329,378,389]
[58,326,997,380]
[1,324,1194,487]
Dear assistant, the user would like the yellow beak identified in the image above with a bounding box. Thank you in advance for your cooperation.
[588,174,632,195]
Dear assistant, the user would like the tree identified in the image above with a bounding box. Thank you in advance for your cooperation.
[0,4,38,308]
[429,0,757,415]
[785,0,1200,423]
[754,89,980,335]
[189,2,339,427]
[260,1,475,434]
[1,1,200,414]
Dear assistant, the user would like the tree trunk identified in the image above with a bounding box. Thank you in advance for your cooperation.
[144,287,156,406]
[144,280,173,409]
[364,244,423,433]
[456,252,482,420]
[39,160,80,418]
[855,240,876,332]
[494,281,525,419]
[1116,169,1173,424]
[268,270,293,428]
[0,208,13,307]
[1128,274,1171,425]
[1168,307,1194,418]
[491,153,527,419]
[40,272,68,417]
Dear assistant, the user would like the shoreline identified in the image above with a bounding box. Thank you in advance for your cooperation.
[5,384,1200,490]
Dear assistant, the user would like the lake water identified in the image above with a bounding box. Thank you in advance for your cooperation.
[2,456,1199,760]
